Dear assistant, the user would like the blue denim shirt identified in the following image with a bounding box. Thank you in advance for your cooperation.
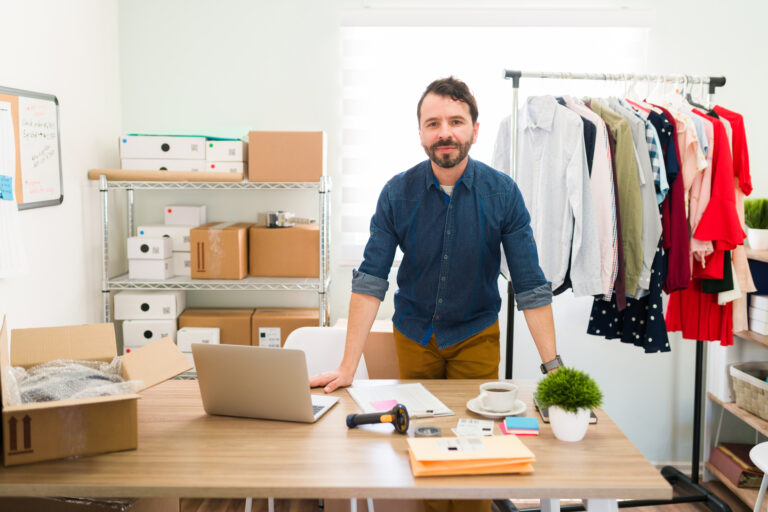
[352,157,552,348]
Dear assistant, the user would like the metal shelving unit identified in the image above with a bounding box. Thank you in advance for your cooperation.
[98,173,331,325]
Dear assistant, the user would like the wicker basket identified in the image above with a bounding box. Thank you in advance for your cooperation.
[730,362,768,421]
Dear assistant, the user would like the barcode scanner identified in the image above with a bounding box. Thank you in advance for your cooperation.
[346,403,409,434]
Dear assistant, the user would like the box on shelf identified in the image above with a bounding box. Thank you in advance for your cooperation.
[190,222,251,280]
[251,308,319,347]
[172,252,191,277]
[179,308,253,346]
[749,317,768,336]
[119,135,206,160]
[181,351,195,370]
[177,327,220,352]
[137,225,193,252]
[749,306,768,324]
[247,131,325,182]
[127,237,173,260]
[114,291,186,320]
[0,316,191,466]
[248,225,319,277]
[205,161,246,174]
[730,362,768,422]
[334,318,398,379]
[128,258,173,280]
[164,205,207,227]
[121,158,206,172]
[206,140,247,162]
[122,319,178,350]
[751,294,768,312]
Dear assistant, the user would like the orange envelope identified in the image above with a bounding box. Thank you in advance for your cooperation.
[406,435,535,477]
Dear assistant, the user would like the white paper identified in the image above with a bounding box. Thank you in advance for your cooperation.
[18,96,60,203]
[347,383,454,418]
[452,418,494,437]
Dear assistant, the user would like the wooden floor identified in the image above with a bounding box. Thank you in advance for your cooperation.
[180,482,752,512]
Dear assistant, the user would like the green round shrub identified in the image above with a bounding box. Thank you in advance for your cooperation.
[536,366,603,413]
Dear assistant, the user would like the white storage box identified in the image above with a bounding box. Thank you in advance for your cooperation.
[164,205,206,226]
[206,140,247,162]
[173,252,191,277]
[205,161,246,174]
[120,158,206,172]
[127,236,173,260]
[749,306,768,323]
[137,225,193,251]
[181,351,195,370]
[751,295,768,312]
[750,317,768,335]
[177,327,220,352]
[119,135,206,159]
[123,319,178,350]
[114,291,186,320]
[128,258,173,280]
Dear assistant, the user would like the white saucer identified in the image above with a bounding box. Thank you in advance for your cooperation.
[466,396,526,419]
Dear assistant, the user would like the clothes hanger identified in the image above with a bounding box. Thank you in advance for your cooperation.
[685,75,708,110]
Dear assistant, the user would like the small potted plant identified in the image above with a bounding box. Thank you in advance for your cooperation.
[536,366,603,442]
[745,198,768,250]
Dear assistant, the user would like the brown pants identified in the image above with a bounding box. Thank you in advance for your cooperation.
[394,321,500,512]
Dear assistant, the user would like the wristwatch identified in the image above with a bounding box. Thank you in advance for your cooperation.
[540,355,563,374]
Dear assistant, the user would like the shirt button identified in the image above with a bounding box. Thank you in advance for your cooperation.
[438,298,443,303]
[441,276,446,281]
[435,315,440,320]
[443,254,448,260]
[447,230,451,235]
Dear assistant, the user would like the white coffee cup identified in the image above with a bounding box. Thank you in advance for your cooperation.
[477,381,518,412]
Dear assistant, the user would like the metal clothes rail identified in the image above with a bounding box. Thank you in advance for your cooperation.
[500,70,729,512]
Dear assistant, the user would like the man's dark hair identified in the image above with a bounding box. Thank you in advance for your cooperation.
[417,76,479,125]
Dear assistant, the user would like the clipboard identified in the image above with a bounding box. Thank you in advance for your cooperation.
[0,86,63,209]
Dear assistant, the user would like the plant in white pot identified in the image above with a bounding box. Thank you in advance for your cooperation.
[745,198,768,250]
[536,367,603,442]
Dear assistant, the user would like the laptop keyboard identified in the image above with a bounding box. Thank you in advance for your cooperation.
[312,405,325,415]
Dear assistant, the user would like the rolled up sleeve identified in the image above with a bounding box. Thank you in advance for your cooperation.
[351,269,389,301]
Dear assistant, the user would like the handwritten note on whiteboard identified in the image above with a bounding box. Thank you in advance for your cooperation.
[18,96,60,205]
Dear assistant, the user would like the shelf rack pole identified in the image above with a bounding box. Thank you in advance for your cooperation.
[100,174,111,323]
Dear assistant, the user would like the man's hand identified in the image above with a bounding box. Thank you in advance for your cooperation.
[309,368,354,393]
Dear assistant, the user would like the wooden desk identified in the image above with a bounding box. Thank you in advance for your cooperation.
[0,380,671,503]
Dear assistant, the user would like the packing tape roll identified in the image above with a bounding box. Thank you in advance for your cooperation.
[414,426,442,437]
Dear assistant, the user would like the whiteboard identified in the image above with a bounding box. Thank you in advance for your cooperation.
[0,86,63,210]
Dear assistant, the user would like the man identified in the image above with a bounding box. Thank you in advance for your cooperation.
[310,76,559,512]
[310,76,560,395]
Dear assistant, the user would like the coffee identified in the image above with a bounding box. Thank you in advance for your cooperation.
[477,382,518,412]
[486,388,510,393]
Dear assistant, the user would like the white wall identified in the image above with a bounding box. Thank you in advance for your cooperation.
[0,0,122,330]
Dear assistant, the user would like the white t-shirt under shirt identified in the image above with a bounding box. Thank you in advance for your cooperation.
[440,185,454,196]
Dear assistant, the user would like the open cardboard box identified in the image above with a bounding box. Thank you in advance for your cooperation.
[0,316,192,466]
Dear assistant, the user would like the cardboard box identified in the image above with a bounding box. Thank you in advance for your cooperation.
[248,131,325,182]
[205,161,246,174]
[191,222,251,279]
[164,205,207,226]
[249,225,319,277]
[127,236,173,260]
[334,318,398,379]
[114,291,186,320]
[123,320,178,349]
[172,251,191,277]
[251,308,319,347]
[121,158,206,172]
[129,258,173,280]
[177,327,220,352]
[179,308,253,345]
[119,135,206,159]
[206,140,247,161]
[0,497,179,512]
[137,225,193,252]
[0,317,191,466]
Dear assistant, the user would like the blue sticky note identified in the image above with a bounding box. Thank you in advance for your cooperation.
[505,416,539,430]
[0,176,13,201]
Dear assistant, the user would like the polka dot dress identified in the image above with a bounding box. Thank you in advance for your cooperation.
[586,240,670,353]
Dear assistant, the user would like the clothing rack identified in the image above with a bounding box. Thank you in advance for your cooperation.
[501,69,729,512]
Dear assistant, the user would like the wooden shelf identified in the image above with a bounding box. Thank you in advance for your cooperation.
[735,330,768,349]
[708,392,768,437]
[705,462,764,512]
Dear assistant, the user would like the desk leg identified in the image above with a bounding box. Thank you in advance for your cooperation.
[540,499,560,512]
[582,499,618,512]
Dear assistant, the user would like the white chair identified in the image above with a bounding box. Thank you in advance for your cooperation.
[750,442,768,512]
[245,327,370,512]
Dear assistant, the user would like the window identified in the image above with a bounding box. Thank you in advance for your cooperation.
[340,24,649,266]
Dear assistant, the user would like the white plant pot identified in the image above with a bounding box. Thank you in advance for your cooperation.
[748,228,768,250]
[549,406,590,442]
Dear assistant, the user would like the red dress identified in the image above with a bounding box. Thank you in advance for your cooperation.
[665,110,744,346]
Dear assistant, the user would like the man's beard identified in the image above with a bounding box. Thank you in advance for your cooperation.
[423,139,472,169]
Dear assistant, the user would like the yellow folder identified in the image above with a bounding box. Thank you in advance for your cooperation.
[407,435,535,477]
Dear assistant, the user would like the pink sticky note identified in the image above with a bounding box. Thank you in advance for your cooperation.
[499,422,509,435]
[371,399,398,411]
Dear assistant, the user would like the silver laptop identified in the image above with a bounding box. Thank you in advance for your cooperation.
[192,343,339,423]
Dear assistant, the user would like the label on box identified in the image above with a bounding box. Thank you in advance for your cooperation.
[258,327,281,348]
[435,438,487,453]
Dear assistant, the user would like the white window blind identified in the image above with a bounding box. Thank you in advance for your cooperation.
[340,25,649,266]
